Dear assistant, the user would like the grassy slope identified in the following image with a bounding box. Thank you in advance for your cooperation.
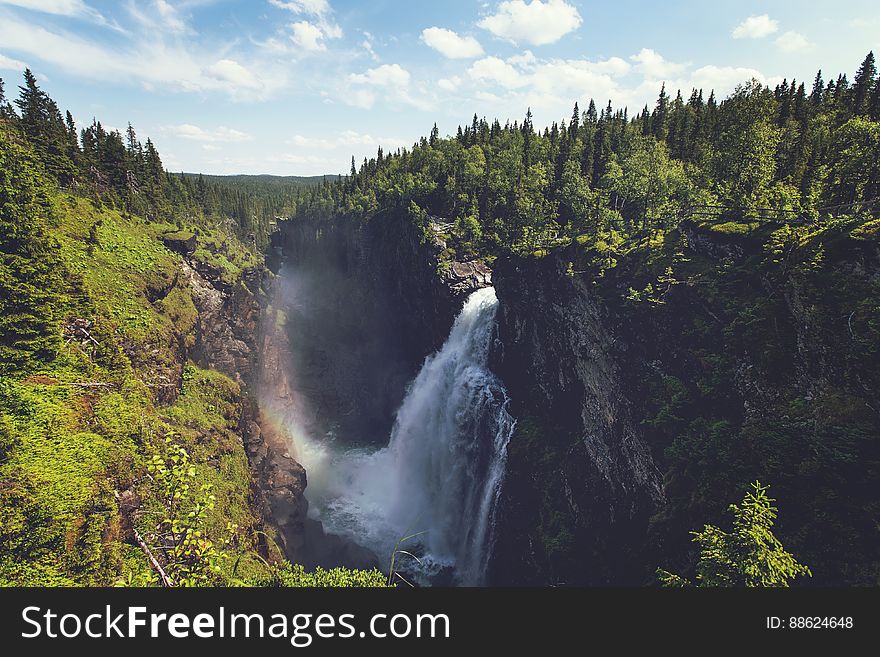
[0,191,269,586]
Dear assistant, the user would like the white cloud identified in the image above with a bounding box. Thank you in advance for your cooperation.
[345,63,431,110]
[287,134,334,148]
[478,0,582,46]
[0,0,122,30]
[162,124,253,143]
[0,52,27,71]
[421,27,483,59]
[350,63,410,87]
[468,56,527,88]
[337,130,409,149]
[290,20,326,52]
[269,0,330,16]
[678,65,777,95]
[288,130,408,150]
[438,76,461,91]
[204,59,267,93]
[732,14,779,39]
[507,50,537,68]
[775,31,810,53]
[466,54,629,103]
[0,15,287,100]
[269,0,342,41]
[849,17,880,29]
[630,48,685,79]
[347,89,376,109]
[524,58,628,109]
[361,32,379,61]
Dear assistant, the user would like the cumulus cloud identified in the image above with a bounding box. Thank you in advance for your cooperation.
[478,0,582,46]
[468,56,528,88]
[421,27,483,59]
[507,50,537,68]
[438,75,462,91]
[162,124,253,143]
[467,53,630,102]
[269,0,342,44]
[345,63,431,110]
[349,63,410,87]
[630,48,686,79]
[290,20,327,51]
[732,14,779,39]
[775,31,810,53]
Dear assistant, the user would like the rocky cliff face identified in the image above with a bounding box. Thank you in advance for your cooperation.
[181,257,313,566]
[487,219,880,586]
[488,253,664,586]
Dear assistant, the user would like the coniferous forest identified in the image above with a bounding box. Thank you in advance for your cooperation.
[1,47,879,590]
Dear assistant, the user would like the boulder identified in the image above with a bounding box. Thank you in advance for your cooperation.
[161,230,197,256]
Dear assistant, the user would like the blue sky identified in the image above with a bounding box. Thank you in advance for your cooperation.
[0,0,878,175]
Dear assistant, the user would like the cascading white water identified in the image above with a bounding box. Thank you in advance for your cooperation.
[300,287,515,585]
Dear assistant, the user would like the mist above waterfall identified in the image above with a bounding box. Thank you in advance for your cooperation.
[289,287,515,586]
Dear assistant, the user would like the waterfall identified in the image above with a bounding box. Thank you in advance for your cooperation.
[302,287,515,585]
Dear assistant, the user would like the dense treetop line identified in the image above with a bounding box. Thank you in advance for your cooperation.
[0,70,306,249]
[294,52,879,260]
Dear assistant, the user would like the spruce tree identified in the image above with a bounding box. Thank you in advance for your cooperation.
[851,51,876,116]
[586,99,597,124]
[658,483,811,587]
[0,131,66,371]
[652,83,670,141]
[569,102,580,137]
[870,77,880,121]
[810,70,824,105]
